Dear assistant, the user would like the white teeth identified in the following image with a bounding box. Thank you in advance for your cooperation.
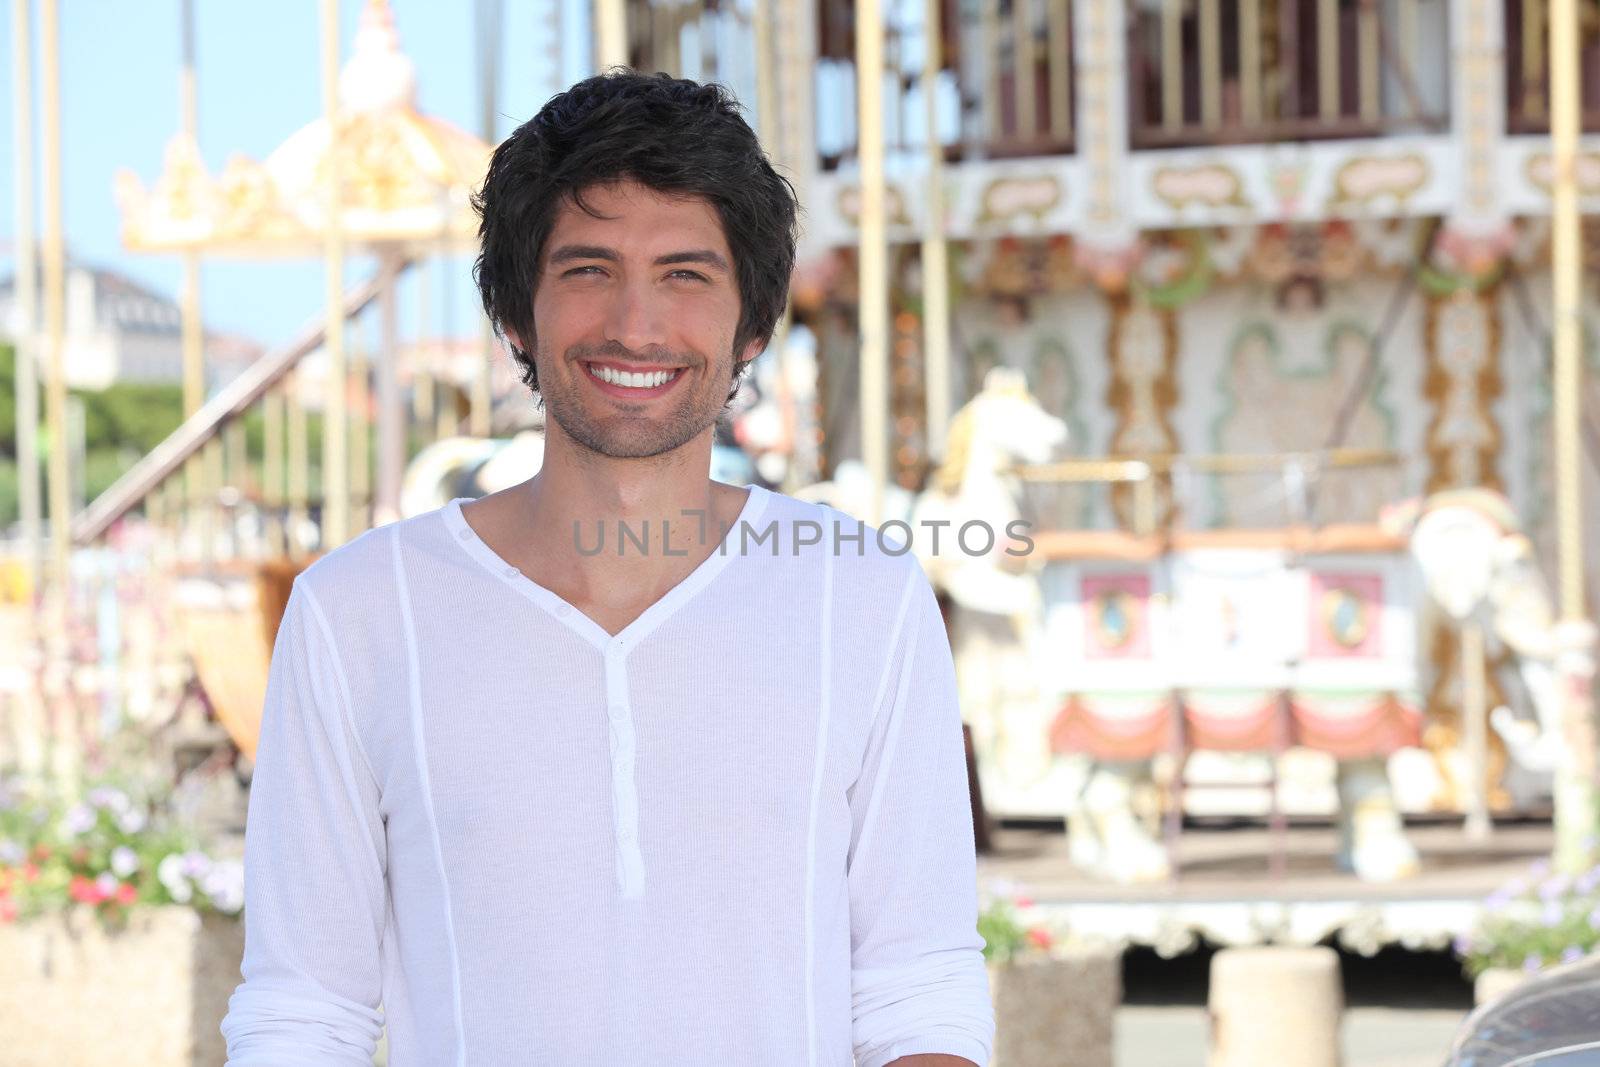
[590,365,677,389]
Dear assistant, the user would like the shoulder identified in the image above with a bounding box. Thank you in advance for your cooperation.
[293,505,447,610]
[754,486,933,610]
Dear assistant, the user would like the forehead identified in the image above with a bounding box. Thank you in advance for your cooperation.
[544,180,730,257]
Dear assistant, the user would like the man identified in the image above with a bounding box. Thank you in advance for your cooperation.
[221,71,993,1066]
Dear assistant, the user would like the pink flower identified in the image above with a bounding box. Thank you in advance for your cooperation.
[1014,895,1033,908]
[0,899,15,923]
[69,875,99,903]
[113,883,136,906]
[1027,928,1053,950]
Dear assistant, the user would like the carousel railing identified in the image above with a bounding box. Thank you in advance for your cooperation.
[809,0,1076,168]
[1014,447,1406,541]
[1504,0,1600,133]
[1126,0,1451,148]
[62,265,407,765]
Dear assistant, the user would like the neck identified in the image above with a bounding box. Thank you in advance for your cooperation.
[516,425,737,575]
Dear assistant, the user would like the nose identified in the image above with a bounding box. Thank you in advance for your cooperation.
[601,276,668,356]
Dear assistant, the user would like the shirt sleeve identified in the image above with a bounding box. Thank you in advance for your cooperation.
[220,578,387,1065]
[848,565,995,1067]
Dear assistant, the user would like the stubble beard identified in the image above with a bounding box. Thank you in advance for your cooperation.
[538,340,732,461]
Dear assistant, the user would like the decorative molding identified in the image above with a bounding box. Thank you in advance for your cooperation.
[1326,153,1430,212]
[1151,163,1249,212]
[974,175,1065,227]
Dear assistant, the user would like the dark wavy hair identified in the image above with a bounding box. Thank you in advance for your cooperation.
[472,69,799,404]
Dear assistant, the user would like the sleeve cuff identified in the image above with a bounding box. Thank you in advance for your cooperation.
[855,1032,991,1067]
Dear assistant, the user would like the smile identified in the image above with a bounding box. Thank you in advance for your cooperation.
[583,362,684,394]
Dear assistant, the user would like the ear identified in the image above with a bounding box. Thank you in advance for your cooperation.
[503,326,526,354]
[737,336,766,368]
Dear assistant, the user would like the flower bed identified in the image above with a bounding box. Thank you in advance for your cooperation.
[0,771,245,1066]
[980,880,1120,1067]
[1455,854,1600,981]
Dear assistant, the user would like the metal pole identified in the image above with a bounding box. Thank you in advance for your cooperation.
[856,0,889,526]
[920,0,952,460]
[1548,0,1598,873]
[11,0,43,602]
[321,0,349,548]
[39,0,69,619]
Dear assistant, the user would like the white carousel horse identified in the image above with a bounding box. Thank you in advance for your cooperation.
[399,431,546,518]
[1383,488,1599,778]
[897,370,1167,877]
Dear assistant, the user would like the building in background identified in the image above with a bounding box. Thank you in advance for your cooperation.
[0,254,261,394]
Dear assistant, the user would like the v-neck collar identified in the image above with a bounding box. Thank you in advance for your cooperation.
[442,482,770,655]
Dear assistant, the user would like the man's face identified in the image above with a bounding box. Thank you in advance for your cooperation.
[523,179,754,461]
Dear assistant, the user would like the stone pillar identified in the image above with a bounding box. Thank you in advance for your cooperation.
[1208,946,1343,1067]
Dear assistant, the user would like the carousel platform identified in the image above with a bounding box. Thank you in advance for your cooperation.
[978,818,1553,956]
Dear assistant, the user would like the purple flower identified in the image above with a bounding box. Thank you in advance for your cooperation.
[1454,934,1474,956]
[110,846,139,878]
[94,872,117,897]
[1545,900,1565,927]
[1577,867,1600,894]
[62,804,96,836]
[1590,905,1600,930]
[1530,859,1553,880]
[1484,889,1516,913]
[1541,874,1574,901]
[1563,946,1586,965]
[1524,953,1544,974]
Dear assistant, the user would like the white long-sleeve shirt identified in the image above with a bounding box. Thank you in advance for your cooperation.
[220,483,994,1066]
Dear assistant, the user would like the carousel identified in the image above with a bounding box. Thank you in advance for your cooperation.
[88,0,495,769]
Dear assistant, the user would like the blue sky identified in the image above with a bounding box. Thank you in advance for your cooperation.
[1,0,595,357]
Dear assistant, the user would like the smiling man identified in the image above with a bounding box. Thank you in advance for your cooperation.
[220,71,994,1066]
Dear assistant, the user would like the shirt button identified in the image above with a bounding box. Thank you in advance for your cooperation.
[503,566,518,578]
[618,828,636,844]
[608,704,627,722]
[554,604,571,617]
[457,529,473,541]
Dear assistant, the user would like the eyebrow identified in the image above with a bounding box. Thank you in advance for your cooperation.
[547,245,730,274]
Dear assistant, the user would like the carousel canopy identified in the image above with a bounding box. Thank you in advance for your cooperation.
[114,0,491,258]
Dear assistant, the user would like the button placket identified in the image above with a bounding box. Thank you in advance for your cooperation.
[604,644,643,897]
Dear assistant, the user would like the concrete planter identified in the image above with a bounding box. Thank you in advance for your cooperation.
[0,905,243,1067]
[988,945,1121,1067]
[1474,966,1528,1006]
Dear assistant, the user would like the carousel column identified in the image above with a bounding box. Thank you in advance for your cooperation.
[39,0,75,783]
[350,324,372,534]
[288,371,309,559]
[919,0,952,461]
[856,0,890,526]
[753,0,790,391]
[320,0,350,550]
[472,0,501,439]
[594,0,627,70]
[1547,0,1600,874]
[11,0,43,606]
[374,254,405,527]
[178,0,217,564]
[263,389,286,554]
